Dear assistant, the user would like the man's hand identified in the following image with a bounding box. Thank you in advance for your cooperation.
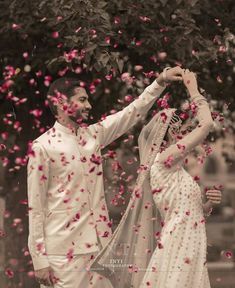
[35,266,55,286]
[157,66,183,86]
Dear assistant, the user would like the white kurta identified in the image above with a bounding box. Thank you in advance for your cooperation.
[27,80,165,276]
[40,252,113,288]
[140,94,213,288]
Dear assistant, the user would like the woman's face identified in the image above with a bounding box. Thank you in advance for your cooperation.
[179,120,194,136]
[167,118,193,142]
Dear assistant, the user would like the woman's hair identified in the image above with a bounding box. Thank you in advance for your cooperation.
[163,109,189,142]
[47,77,80,115]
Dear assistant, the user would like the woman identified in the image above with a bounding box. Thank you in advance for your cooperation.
[139,70,221,287]
[90,69,221,288]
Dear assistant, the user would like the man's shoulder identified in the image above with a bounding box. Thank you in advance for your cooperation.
[31,127,54,148]
[86,123,102,138]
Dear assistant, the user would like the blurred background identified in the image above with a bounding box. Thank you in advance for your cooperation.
[0,0,235,287]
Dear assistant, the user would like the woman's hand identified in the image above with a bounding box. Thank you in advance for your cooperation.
[203,189,222,216]
[157,66,183,86]
[206,189,222,205]
[182,69,199,96]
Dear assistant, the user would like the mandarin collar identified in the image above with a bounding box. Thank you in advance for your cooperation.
[54,121,79,136]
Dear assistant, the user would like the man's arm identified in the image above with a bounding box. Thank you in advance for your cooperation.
[27,142,50,271]
[90,67,183,148]
[91,78,165,148]
[97,80,165,147]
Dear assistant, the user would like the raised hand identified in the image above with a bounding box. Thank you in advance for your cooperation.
[157,66,183,86]
[182,69,199,95]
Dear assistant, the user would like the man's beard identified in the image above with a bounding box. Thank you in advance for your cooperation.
[69,111,89,124]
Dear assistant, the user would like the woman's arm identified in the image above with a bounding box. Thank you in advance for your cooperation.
[159,71,214,167]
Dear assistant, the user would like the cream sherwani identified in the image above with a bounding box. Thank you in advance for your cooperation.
[27,80,165,287]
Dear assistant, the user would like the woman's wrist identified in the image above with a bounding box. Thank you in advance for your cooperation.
[189,90,206,103]
[188,88,200,98]
[205,206,213,217]
[203,200,213,217]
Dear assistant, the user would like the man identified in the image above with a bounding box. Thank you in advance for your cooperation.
[27,67,183,287]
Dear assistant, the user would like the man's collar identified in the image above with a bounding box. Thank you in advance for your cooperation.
[53,121,79,136]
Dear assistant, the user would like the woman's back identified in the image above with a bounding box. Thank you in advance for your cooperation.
[150,152,204,222]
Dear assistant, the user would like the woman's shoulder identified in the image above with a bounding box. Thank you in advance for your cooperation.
[151,151,184,173]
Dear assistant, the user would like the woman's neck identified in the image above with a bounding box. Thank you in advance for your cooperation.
[160,136,176,152]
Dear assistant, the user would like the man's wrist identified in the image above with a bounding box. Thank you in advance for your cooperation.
[145,79,166,95]
[156,73,166,87]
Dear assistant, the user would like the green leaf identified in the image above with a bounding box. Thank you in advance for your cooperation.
[117,59,124,73]
[86,44,98,52]
[159,0,168,7]
[189,0,199,7]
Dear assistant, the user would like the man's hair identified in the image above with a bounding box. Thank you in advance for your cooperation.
[47,77,81,115]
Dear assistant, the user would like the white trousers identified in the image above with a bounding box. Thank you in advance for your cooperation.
[40,252,113,288]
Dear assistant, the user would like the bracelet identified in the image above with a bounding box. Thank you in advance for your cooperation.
[190,93,204,102]
[191,93,202,99]
[163,67,171,83]
[205,207,213,217]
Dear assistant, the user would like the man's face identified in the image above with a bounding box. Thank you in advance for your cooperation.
[59,87,92,123]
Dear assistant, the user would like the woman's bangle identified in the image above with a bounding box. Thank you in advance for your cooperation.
[190,93,204,102]
[162,67,171,83]
[191,93,202,99]
[205,207,213,217]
